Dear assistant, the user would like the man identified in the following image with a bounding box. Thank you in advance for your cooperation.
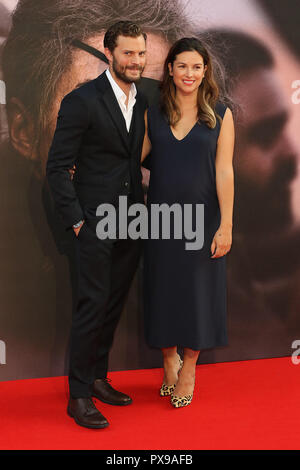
[47,21,148,429]
[0,0,193,381]
[204,30,300,362]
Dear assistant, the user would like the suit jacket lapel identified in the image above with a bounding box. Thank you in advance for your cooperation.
[95,73,145,157]
[129,93,144,156]
[96,73,130,154]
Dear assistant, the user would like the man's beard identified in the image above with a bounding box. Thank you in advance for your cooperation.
[112,56,144,84]
[235,153,298,235]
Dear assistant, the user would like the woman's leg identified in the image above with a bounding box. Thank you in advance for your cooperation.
[173,348,200,397]
[161,346,181,385]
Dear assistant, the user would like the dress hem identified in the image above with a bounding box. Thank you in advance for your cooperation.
[146,340,229,351]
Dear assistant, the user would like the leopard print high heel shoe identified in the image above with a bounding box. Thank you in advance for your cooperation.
[171,377,195,408]
[160,357,183,396]
[170,392,193,408]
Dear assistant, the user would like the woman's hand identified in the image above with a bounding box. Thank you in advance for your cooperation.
[211,224,232,258]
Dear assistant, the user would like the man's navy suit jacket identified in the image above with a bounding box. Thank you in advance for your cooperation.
[46,72,148,229]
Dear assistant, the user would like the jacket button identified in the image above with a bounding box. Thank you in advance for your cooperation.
[124,182,129,187]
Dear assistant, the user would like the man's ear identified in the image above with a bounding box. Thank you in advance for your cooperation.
[7,97,36,159]
[104,47,113,65]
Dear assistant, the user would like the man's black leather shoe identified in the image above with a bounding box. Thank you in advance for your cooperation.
[67,397,109,429]
[92,378,132,406]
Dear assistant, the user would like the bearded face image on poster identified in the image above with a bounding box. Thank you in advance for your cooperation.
[1,0,300,381]
[208,30,300,362]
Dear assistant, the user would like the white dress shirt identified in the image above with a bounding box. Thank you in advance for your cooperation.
[105,69,137,132]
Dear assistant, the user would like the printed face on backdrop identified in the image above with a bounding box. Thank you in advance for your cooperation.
[9,31,169,171]
[168,50,207,95]
[105,34,146,84]
[233,67,298,231]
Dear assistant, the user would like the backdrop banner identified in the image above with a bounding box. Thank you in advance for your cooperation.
[0,0,300,381]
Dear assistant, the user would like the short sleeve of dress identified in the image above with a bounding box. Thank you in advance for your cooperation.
[215,102,229,138]
[215,101,227,120]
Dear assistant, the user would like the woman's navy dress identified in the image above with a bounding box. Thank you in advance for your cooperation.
[143,103,228,350]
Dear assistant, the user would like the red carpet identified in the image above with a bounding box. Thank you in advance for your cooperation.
[0,356,299,450]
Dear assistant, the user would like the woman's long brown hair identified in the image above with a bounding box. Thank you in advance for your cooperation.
[160,37,221,129]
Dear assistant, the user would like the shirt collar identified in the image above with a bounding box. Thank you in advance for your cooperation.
[106,69,137,104]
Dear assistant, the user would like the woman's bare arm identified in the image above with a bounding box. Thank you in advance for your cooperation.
[211,108,235,258]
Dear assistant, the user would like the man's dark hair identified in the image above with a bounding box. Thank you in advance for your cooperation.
[204,29,274,82]
[201,29,274,115]
[104,21,147,53]
[258,0,300,58]
[2,0,194,148]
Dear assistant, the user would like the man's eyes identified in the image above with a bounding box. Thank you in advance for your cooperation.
[248,128,277,148]
[248,116,287,149]
[124,52,145,56]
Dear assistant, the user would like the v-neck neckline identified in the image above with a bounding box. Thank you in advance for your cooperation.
[169,121,198,142]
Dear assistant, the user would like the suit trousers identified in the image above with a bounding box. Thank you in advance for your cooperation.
[68,214,142,398]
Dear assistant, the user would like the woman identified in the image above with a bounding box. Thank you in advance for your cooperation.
[141,37,235,408]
